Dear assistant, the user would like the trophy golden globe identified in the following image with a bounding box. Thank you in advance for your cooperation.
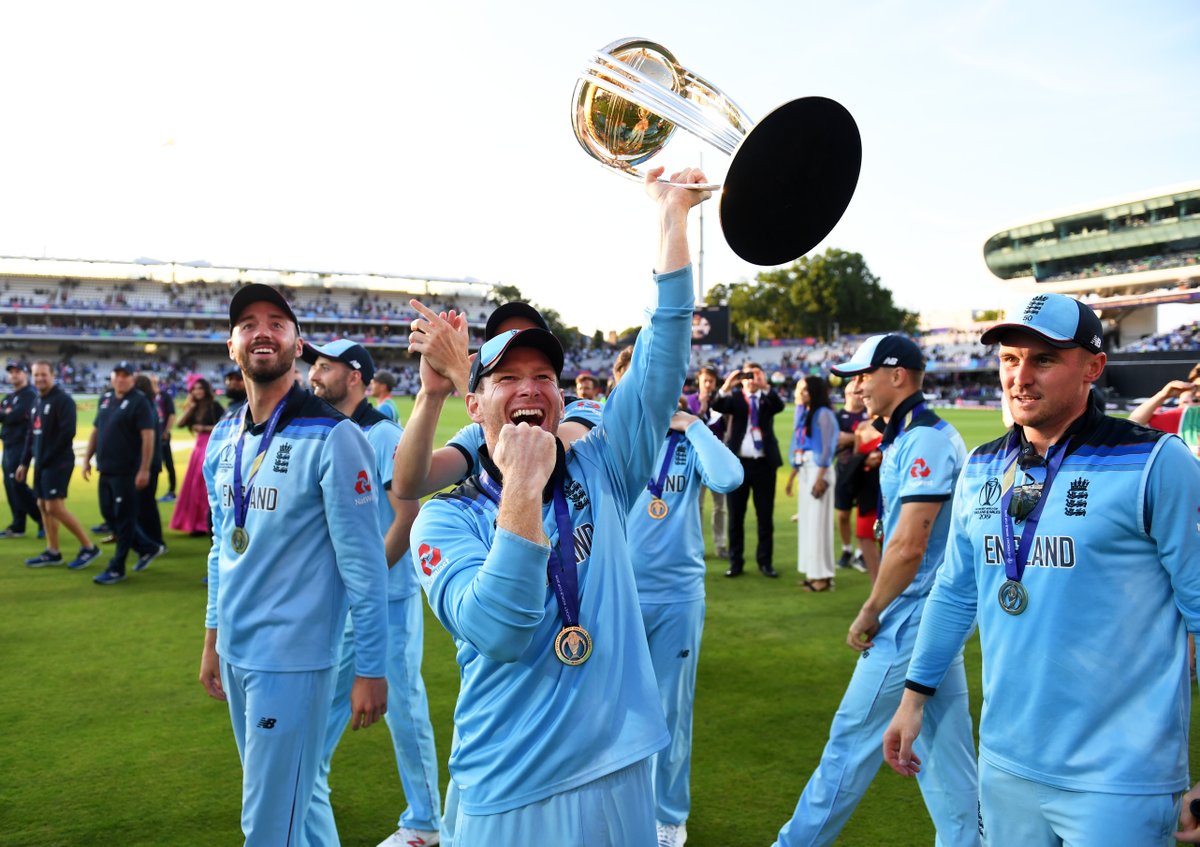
[572,38,862,266]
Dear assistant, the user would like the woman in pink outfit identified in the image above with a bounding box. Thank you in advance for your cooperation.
[169,379,223,535]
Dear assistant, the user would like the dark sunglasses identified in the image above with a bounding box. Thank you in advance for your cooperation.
[1008,452,1047,522]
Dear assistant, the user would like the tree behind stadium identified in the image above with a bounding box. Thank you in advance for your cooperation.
[705,248,918,343]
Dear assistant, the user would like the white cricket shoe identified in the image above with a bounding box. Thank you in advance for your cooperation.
[376,827,440,847]
[656,820,687,847]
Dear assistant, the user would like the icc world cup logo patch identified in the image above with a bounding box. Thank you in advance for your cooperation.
[975,477,1002,519]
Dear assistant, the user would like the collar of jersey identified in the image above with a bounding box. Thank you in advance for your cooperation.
[350,397,388,427]
[244,383,306,435]
[478,438,568,505]
[880,390,928,447]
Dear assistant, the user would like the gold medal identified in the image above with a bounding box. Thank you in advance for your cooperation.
[647,498,669,520]
[231,527,249,555]
[554,625,593,666]
[998,579,1028,615]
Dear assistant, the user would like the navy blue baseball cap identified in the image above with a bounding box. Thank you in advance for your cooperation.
[831,334,925,377]
[229,283,301,333]
[980,293,1104,354]
[484,302,549,340]
[112,360,135,375]
[300,338,375,383]
[469,328,564,392]
[5,360,29,373]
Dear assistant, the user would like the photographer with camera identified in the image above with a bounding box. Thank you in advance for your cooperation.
[711,364,784,578]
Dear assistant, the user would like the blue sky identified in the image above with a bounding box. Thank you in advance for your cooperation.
[1,1,1196,333]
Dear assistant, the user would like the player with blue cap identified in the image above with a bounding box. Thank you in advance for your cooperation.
[885,291,1200,845]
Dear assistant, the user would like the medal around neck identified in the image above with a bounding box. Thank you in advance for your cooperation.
[998,579,1028,615]
[648,498,669,519]
[554,625,593,666]
[231,527,249,555]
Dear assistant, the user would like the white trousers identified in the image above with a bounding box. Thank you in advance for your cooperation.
[797,455,835,580]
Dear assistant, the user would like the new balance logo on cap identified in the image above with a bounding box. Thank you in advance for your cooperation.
[883,357,898,365]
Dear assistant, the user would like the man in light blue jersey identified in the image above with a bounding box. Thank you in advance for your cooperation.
[772,334,979,847]
[627,406,742,847]
[198,284,389,846]
[299,338,440,847]
[393,300,601,847]
[408,167,707,846]
[883,292,1200,846]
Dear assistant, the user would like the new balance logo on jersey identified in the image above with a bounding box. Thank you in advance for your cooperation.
[418,543,442,576]
[982,534,1076,568]
[272,442,292,474]
[563,478,589,510]
[1023,295,1048,322]
[256,717,277,729]
[677,649,690,658]
[1064,477,1088,516]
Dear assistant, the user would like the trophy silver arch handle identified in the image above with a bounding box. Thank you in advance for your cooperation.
[575,40,754,189]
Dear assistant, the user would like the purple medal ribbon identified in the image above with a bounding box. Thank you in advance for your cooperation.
[998,431,1069,585]
[233,396,288,532]
[646,432,684,500]
[547,488,581,629]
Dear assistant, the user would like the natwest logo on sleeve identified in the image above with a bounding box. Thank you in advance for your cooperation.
[354,470,371,495]
[418,543,442,576]
[909,458,931,478]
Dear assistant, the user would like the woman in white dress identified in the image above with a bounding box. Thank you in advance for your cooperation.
[785,376,839,591]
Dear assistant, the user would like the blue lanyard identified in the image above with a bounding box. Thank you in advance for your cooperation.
[233,396,288,530]
[749,393,759,427]
[647,432,683,499]
[479,471,582,629]
[998,431,1070,584]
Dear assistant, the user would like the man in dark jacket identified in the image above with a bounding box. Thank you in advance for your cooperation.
[711,363,784,577]
[0,361,43,538]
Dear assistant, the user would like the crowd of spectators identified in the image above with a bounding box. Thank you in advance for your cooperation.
[1039,249,1200,283]
[1119,320,1200,353]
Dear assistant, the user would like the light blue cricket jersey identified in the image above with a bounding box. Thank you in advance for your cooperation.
[351,398,417,600]
[410,266,694,815]
[203,385,389,676]
[877,392,966,605]
[908,403,1200,794]
[628,422,743,603]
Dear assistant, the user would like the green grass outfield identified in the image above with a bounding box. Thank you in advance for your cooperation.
[2,402,1195,846]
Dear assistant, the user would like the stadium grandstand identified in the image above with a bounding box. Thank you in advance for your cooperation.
[982,180,1200,351]
[0,256,499,394]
